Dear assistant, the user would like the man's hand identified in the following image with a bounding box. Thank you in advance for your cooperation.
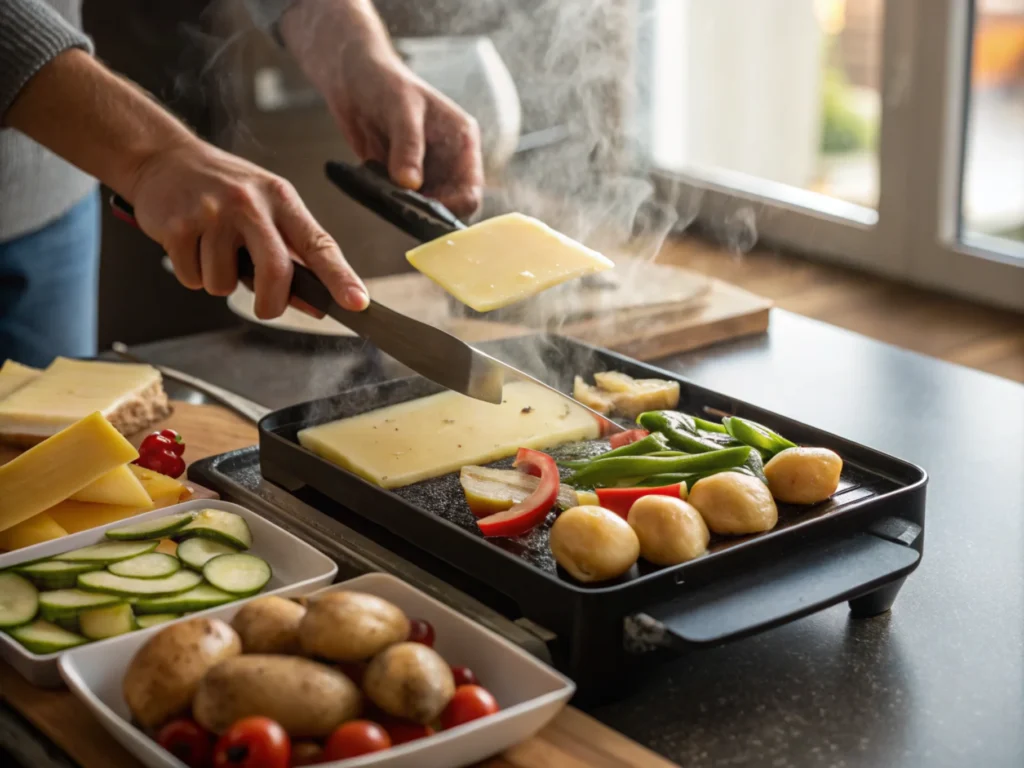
[129,138,368,319]
[280,0,484,218]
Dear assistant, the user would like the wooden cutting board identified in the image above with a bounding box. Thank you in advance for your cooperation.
[0,401,677,768]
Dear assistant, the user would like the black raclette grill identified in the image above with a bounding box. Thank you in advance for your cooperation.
[257,335,927,700]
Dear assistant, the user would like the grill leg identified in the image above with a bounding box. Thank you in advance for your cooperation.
[848,576,906,618]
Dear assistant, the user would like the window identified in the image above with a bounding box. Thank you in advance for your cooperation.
[644,0,1024,310]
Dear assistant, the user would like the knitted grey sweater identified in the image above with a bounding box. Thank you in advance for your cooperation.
[0,0,291,243]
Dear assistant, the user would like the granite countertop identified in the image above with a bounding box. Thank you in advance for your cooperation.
[125,310,1024,768]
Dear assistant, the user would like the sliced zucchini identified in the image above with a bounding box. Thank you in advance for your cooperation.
[105,512,195,541]
[133,584,235,615]
[107,553,180,579]
[7,620,87,654]
[202,553,271,596]
[38,589,123,621]
[54,614,81,633]
[79,602,136,640]
[54,540,159,564]
[135,613,182,629]
[76,569,202,598]
[0,573,39,628]
[14,560,105,590]
[177,509,252,550]
[176,537,238,571]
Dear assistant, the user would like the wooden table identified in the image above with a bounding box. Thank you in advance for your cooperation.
[0,402,677,768]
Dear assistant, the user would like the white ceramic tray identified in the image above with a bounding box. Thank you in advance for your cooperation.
[0,499,338,687]
[60,572,575,768]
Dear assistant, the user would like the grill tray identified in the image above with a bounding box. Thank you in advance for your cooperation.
[258,335,926,697]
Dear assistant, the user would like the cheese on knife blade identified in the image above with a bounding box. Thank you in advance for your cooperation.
[405,213,614,312]
[298,381,600,489]
[0,412,139,532]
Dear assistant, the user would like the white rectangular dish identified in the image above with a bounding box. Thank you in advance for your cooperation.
[1,499,337,686]
[60,572,575,768]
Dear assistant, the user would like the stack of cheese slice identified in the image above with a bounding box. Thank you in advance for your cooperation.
[0,357,171,447]
[0,412,188,552]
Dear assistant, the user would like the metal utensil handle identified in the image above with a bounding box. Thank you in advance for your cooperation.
[110,342,271,423]
[324,160,465,241]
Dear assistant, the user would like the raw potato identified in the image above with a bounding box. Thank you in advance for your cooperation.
[688,472,778,535]
[764,447,843,504]
[231,595,306,654]
[549,506,640,582]
[123,618,241,730]
[193,655,361,737]
[363,642,456,724]
[627,496,709,566]
[299,591,409,662]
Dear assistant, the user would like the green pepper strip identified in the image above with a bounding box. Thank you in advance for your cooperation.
[723,416,797,457]
[558,433,669,469]
[693,416,728,434]
[635,468,754,487]
[636,411,722,454]
[566,446,751,488]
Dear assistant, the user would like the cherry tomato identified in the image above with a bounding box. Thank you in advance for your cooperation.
[450,665,478,687]
[440,685,500,730]
[323,721,391,760]
[140,432,176,456]
[139,448,186,479]
[381,719,434,745]
[157,718,213,768]
[159,428,186,456]
[288,742,324,766]
[213,717,290,768]
[407,618,435,647]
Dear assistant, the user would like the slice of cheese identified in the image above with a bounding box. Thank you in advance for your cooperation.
[298,380,600,489]
[0,513,67,551]
[0,360,41,401]
[0,412,139,533]
[70,464,154,508]
[0,357,170,444]
[45,499,154,534]
[405,212,614,312]
[128,464,187,507]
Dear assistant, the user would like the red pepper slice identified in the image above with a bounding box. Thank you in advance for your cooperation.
[595,484,685,519]
[608,429,649,450]
[476,449,560,538]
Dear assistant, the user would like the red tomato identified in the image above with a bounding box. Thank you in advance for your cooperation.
[323,721,391,760]
[213,717,290,768]
[440,685,500,730]
[139,448,186,479]
[140,432,176,456]
[407,618,435,647]
[450,666,478,687]
[156,718,213,768]
[382,720,434,745]
[159,428,186,456]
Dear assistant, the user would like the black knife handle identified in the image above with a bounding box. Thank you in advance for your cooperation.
[325,160,465,242]
[108,193,335,315]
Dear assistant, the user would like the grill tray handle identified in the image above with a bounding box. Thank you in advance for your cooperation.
[644,526,921,647]
[324,160,465,242]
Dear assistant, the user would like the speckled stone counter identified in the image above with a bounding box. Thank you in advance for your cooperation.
[128,310,1024,768]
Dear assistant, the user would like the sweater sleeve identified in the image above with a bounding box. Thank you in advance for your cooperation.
[0,0,94,119]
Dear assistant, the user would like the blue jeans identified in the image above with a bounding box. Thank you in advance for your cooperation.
[0,190,100,368]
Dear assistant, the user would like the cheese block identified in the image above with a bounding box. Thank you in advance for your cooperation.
[0,357,171,446]
[298,380,600,489]
[128,464,188,507]
[0,412,139,533]
[0,513,67,551]
[405,212,614,312]
[45,499,154,534]
[0,360,41,400]
[70,464,153,508]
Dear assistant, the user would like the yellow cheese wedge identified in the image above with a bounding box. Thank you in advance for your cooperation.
[155,538,178,556]
[0,513,67,551]
[69,463,154,508]
[298,381,600,489]
[0,412,139,533]
[0,357,168,444]
[0,360,41,401]
[45,499,153,534]
[128,464,187,507]
[405,212,614,312]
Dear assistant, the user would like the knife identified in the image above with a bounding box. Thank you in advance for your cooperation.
[107,194,623,432]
